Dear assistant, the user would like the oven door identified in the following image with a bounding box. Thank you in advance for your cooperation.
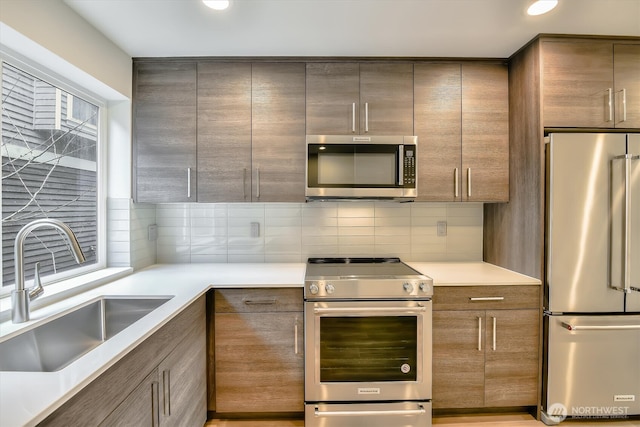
[304,299,432,402]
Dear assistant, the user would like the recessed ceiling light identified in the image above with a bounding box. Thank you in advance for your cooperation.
[527,0,558,16]
[203,0,230,11]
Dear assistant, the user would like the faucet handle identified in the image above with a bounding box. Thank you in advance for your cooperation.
[28,262,44,300]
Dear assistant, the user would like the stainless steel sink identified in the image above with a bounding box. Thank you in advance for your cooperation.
[0,296,172,372]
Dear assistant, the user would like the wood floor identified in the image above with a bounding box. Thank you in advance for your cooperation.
[205,413,640,426]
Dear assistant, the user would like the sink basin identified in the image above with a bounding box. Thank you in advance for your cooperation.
[0,296,172,372]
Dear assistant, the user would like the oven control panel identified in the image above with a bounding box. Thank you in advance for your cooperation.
[305,279,433,299]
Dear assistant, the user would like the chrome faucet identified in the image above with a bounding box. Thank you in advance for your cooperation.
[12,218,86,323]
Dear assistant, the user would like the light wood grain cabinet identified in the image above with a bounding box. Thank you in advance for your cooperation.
[40,297,207,427]
[432,286,539,409]
[213,288,304,414]
[414,62,509,202]
[133,61,197,203]
[251,63,306,202]
[306,62,414,135]
[197,62,252,202]
[542,40,640,128]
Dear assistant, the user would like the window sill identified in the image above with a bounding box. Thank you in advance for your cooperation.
[0,267,133,323]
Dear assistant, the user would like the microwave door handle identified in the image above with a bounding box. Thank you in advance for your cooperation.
[398,145,404,186]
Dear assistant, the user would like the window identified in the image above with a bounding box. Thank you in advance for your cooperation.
[1,61,102,288]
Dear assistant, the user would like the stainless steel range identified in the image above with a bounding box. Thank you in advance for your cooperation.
[304,257,433,427]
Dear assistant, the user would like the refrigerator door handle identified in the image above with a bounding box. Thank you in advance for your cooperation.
[561,321,640,331]
[611,154,638,294]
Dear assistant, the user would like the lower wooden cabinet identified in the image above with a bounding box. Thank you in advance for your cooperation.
[432,285,540,409]
[212,288,304,414]
[40,297,207,427]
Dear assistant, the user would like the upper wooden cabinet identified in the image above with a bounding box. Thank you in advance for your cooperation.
[197,62,252,202]
[542,39,640,128]
[134,62,197,203]
[414,62,509,202]
[306,62,414,135]
[252,63,306,202]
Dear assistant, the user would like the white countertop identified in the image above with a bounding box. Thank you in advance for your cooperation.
[408,262,541,286]
[0,261,536,426]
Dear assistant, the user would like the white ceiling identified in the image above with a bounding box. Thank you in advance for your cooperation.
[64,0,640,58]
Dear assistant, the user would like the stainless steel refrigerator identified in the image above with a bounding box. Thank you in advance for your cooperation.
[542,133,640,425]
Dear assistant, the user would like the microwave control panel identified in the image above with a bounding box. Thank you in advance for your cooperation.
[403,145,416,186]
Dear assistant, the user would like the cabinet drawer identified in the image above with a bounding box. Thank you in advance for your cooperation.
[214,288,303,313]
[433,285,539,310]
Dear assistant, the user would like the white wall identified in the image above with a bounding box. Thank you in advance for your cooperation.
[0,0,131,99]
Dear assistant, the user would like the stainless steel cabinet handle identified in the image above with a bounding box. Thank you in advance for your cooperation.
[294,318,299,355]
[315,405,426,417]
[365,102,369,133]
[477,316,482,351]
[467,168,472,198]
[187,167,192,198]
[454,168,459,198]
[152,381,160,427]
[162,370,171,416]
[256,167,260,198]
[608,88,613,122]
[492,316,497,351]
[562,322,640,331]
[352,102,356,133]
[243,298,277,305]
[243,168,247,199]
[622,88,627,122]
[469,297,505,302]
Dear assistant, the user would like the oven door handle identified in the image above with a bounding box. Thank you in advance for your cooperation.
[313,305,427,314]
[315,405,426,417]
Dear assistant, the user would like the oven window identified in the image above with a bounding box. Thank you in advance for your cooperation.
[319,316,418,382]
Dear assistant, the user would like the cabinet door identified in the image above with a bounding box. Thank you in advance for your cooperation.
[215,311,304,412]
[99,369,158,427]
[484,309,539,407]
[306,63,360,135]
[461,63,509,202]
[157,312,207,427]
[251,63,306,202]
[360,63,414,135]
[134,62,197,202]
[414,63,462,201]
[542,40,614,128]
[614,44,640,128]
[432,310,485,408]
[197,62,252,202]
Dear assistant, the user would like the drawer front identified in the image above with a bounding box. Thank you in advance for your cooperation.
[433,285,539,310]
[214,288,303,313]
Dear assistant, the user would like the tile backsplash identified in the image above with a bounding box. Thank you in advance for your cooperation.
[108,200,483,267]
[152,202,483,264]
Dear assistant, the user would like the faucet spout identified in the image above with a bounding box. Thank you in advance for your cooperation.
[12,218,86,323]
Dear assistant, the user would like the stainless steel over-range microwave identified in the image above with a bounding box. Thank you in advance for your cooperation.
[306,135,418,201]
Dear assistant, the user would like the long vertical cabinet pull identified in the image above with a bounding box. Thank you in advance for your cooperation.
[152,381,160,427]
[256,167,260,199]
[162,370,171,416]
[454,168,459,199]
[352,102,356,133]
[632,155,640,292]
[467,168,472,198]
[294,317,299,355]
[364,102,369,133]
[243,168,247,200]
[492,316,497,351]
[187,168,192,199]
[608,88,614,122]
[615,89,628,124]
[477,317,482,351]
